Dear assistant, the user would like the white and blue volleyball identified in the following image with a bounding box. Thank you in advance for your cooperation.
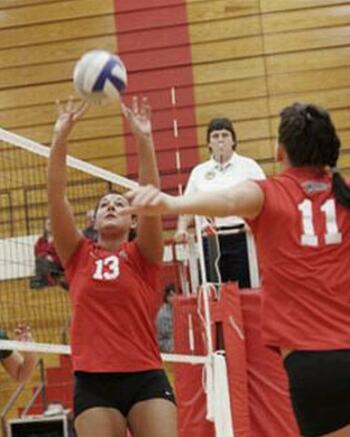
[73,50,127,103]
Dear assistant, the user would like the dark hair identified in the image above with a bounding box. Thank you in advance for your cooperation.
[278,102,350,208]
[163,283,176,302]
[206,117,236,145]
[128,225,137,241]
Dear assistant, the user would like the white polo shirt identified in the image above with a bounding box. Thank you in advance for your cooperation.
[183,152,266,229]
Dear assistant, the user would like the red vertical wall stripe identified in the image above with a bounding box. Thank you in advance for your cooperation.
[113,1,198,197]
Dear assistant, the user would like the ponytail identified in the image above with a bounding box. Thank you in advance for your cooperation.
[332,171,350,209]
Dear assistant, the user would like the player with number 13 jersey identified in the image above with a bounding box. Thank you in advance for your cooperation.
[65,238,162,372]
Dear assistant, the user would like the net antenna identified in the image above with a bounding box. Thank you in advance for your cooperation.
[170,87,199,295]
[170,87,213,354]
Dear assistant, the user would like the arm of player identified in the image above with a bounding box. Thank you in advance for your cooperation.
[1,325,38,384]
[124,180,264,221]
[122,97,163,264]
[48,97,88,264]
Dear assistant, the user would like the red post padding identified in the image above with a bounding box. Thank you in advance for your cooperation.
[240,289,299,437]
[172,296,215,437]
[172,285,299,437]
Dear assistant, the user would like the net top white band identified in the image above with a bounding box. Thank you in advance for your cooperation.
[0,127,138,190]
[0,340,209,364]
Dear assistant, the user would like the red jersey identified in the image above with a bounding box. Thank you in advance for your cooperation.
[250,167,350,350]
[34,236,61,266]
[64,238,162,372]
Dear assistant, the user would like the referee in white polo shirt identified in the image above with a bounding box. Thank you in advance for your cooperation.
[175,117,265,288]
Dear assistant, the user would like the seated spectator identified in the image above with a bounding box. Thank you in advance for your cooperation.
[82,209,98,242]
[30,218,66,289]
[0,324,37,383]
[156,284,176,353]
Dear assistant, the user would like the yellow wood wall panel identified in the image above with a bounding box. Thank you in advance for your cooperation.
[196,98,269,124]
[1,135,126,167]
[0,100,123,130]
[264,26,350,54]
[0,83,75,110]
[0,35,116,69]
[0,15,117,49]
[0,0,114,29]
[239,138,274,161]
[192,36,263,63]
[68,138,127,161]
[339,131,350,148]
[263,5,350,34]
[0,0,65,8]
[269,88,350,117]
[12,118,124,145]
[195,77,268,105]
[266,47,350,75]
[193,57,265,83]
[190,16,261,43]
[268,66,350,95]
[187,0,260,22]
[261,0,347,13]
[338,153,350,168]
[331,109,350,131]
[270,108,350,138]
[84,156,127,174]
[260,161,275,176]
[0,61,73,89]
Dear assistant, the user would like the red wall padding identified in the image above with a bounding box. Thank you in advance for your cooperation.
[114,1,199,202]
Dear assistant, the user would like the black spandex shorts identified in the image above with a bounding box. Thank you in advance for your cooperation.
[74,369,176,419]
[283,350,350,436]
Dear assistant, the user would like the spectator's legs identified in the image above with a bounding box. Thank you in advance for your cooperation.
[219,233,251,288]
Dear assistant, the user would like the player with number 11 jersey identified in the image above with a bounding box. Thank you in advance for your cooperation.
[250,167,350,351]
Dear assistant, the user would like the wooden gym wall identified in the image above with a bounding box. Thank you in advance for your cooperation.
[0,0,349,223]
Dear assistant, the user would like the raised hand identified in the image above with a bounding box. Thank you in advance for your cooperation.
[14,324,33,342]
[52,96,89,144]
[121,96,152,142]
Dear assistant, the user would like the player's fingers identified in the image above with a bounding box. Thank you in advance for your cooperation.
[120,102,132,121]
[139,97,149,117]
[56,99,64,116]
[67,95,74,112]
[131,95,139,114]
[74,101,89,120]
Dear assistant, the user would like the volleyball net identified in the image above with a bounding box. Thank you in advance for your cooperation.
[0,127,213,360]
[0,128,138,348]
[0,127,228,433]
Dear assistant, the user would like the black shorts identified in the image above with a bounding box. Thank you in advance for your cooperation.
[283,350,350,436]
[73,369,176,419]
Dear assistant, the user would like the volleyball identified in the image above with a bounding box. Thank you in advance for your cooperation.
[73,50,127,104]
